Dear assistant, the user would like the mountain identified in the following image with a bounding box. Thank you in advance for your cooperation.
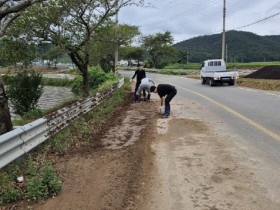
[173,30,280,63]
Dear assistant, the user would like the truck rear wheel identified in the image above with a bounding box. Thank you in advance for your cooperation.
[228,80,235,86]
[201,77,206,84]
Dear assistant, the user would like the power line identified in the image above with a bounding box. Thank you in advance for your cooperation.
[231,12,280,30]
[143,0,221,27]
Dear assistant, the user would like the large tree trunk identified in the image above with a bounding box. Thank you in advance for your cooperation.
[0,76,13,135]
[68,51,90,96]
[82,69,89,96]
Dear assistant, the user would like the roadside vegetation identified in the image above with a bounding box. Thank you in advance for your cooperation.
[0,1,279,207]
[236,78,280,91]
[164,61,280,70]
[0,79,130,206]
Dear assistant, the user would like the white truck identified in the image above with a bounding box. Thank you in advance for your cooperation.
[200,59,239,86]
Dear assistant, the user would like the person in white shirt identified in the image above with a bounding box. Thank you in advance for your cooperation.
[135,77,155,102]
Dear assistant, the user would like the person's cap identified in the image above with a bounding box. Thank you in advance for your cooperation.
[137,64,142,67]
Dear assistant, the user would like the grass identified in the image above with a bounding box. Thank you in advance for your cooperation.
[0,157,62,204]
[236,78,280,91]
[227,61,280,69]
[164,61,280,70]
[0,80,130,205]
[183,75,280,91]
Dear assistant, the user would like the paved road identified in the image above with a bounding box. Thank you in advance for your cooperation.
[121,70,280,164]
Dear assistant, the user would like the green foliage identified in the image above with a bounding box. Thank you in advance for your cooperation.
[89,23,140,71]
[142,32,177,68]
[237,78,280,91]
[25,177,48,200]
[41,164,62,196]
[0,174,21,204]
[0,187,21,204]
[42,77,73,87]
[48,132,69,153]
[173,30,280,63]
[12,109,46,126]
[41,46,64,68]
[164,63,201,69]
[121,46,145,64]
[144,60,154,68]
[157,61,169,69]
[0,37,36,67]
[6,70,44,116]
[71,76,83,95]
[0,81,128,205]
[71,66,116,95]
[0,158,62,204]
[227,61,280,69]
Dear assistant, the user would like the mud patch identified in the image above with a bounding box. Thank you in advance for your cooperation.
[101,109,147,149]
[27,99,159,210]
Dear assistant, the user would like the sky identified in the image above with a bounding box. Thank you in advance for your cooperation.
[118,0,280,44]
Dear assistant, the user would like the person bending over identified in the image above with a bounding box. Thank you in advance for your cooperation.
[150,84,177,118]
[135,77,155,101]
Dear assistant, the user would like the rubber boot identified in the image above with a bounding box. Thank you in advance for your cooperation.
[135,95,139,102]
[162,105,170,118]
[146,94,151,101]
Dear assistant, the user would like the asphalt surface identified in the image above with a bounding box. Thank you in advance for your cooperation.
[121,70,280,165]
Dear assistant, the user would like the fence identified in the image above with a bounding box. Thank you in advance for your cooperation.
[0,78,124,169]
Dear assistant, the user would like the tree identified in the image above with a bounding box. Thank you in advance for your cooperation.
[142,31,175,68]
[9,0,143,96]
[89,23,140,72]
[0,0,46,135]
[0,0,46,36]
[121,47,145,66]
[0,37,37,67]
[41,46,64,69]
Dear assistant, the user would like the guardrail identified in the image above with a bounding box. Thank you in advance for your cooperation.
[0,78,124,169]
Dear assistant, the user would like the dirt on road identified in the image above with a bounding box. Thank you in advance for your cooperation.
[3,88,280,210]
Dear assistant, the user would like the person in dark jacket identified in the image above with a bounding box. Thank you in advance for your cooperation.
[150,84,177,118]
[131,64,146,98]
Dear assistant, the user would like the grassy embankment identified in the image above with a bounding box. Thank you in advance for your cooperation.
[0,78,130,205]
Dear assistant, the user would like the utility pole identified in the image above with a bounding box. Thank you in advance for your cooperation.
[225,43,228,63]
[221,0,226,61]
[114,1,119,75]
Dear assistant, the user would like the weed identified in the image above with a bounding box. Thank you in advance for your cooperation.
[0,81,128,205]
[42,77,73,87]
[0,174,21,204]
[25,177,48,200]
[41,164,62,196]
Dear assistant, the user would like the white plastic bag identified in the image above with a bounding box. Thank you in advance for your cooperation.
[158,106,164,114]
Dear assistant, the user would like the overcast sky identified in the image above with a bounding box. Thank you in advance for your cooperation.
[118,0,280,44]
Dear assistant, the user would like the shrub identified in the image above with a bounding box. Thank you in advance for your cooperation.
[71,66,116,95]
[6,70,44,116]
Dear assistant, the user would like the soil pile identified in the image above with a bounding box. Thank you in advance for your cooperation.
[244,65,280,80]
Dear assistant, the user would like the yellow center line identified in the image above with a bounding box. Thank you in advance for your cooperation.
[158,78,280,142]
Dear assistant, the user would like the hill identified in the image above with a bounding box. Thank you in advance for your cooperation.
[173,30,280,63]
